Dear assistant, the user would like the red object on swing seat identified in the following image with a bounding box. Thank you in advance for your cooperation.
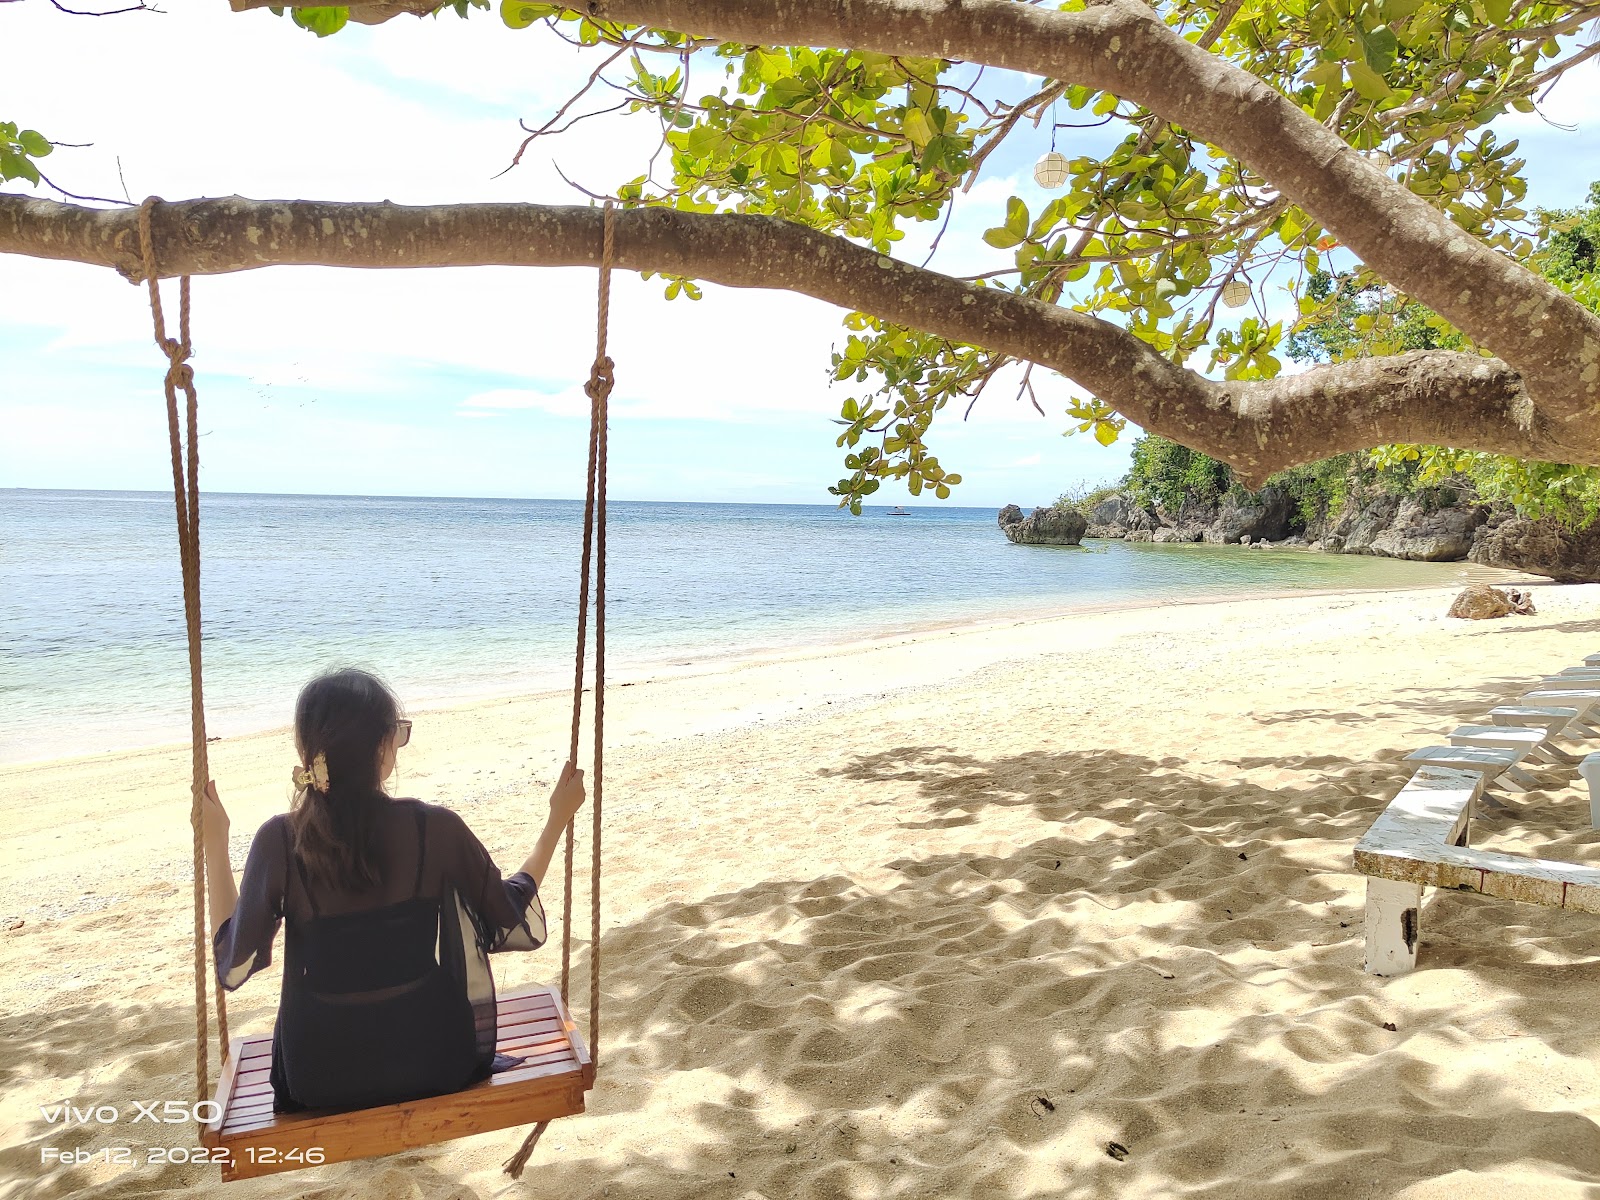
[199,983,594,1182]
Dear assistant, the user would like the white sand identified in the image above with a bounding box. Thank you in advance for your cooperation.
[5,583,1600,1199]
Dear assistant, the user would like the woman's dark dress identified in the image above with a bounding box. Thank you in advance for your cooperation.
[212,799,546,1113]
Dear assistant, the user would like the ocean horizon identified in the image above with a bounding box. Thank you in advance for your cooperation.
[3,487,1486,764]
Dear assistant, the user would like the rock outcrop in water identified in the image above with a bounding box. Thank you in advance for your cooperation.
[998,504,1088,546]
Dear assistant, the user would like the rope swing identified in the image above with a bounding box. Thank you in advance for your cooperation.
[137,195,231,1104]
[139,197,615,1178]
[504,198,614,1179]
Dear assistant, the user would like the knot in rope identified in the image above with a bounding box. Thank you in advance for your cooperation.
[584,355,615,403]
[161,344,195,391]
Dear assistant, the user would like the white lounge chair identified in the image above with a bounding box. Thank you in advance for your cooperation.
[1355,765,1600,975]
[1489,706,1582,763]
[1521,688,1600,736]
[1405,744,1539,792]
[1449,724,1561,766]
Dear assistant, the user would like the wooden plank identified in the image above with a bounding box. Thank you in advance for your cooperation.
[202,1037,248,1142]
[202,983,592,1182]
[1356,766,1478,855]
[1355,839,1600,911]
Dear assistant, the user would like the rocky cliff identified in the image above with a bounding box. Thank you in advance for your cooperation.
[1060,484,1599,580]
[1469,510,1600,581]
[1017,483,1600,582]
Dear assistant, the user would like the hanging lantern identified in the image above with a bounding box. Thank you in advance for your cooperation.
[1221,278,1251,308]
[1033,151,1070,189]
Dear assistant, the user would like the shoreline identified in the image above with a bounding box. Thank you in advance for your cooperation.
[0,563,1537,770]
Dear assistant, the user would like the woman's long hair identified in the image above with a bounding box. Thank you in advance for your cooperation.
[288,668,401,894]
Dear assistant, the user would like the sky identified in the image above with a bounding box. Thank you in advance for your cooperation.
[2,3,1598,508]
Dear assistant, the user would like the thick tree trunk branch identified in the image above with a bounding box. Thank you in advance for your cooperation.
[3,193,1588,486]
[241,0,1600,425]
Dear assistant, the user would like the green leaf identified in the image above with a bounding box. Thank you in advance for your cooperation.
[1005,196,1029,238]
[983,227,1024,249]
[1346,60,1392,101]
[1482,0,1512,24]
[291,6,348,35]
[500,0,555,27]
[1304,60,1343,89]
[1360,26,1399,75]
[903,108,933,151]
[18,130,51,157]
[1094,421,1121,447]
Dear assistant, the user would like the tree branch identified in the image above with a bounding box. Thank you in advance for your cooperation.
[441,0,1600,424]
[2,192,1590,485]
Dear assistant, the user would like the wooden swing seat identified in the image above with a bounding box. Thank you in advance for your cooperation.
[199,983,594,1181]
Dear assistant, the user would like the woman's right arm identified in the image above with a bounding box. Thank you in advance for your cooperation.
[518,763,587,889]
[445,765,585,954]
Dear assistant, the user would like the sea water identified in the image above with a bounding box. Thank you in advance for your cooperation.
[1,489,1484,763]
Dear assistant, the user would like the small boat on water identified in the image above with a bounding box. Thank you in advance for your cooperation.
[887,506,911,516]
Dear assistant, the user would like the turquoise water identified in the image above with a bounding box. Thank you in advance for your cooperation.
[2,489,1480,763]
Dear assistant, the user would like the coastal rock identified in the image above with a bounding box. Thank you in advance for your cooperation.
[1447,584,1537,620]
[998,505,1088,546]
[1124,530,1154,542]
[1085,492,1158,538]
[1469,512,1600,583]
[1153,496,1217,542]
[1201,486,1292,545]
[1319,492,1402,555]
[1370,495,1490,561]
[1152,527,1202,544]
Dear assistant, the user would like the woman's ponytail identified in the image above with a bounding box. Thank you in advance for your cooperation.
[287,668,402,894]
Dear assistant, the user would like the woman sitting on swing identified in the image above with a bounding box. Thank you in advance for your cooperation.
[200,666,586,1113]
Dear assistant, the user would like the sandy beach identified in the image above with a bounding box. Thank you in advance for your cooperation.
[6,582,1600,1199]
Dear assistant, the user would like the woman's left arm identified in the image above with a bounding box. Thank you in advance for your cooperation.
[205,787,288,992]
[202,780,239,939]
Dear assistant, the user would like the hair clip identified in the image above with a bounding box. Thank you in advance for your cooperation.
[292,752,330,794]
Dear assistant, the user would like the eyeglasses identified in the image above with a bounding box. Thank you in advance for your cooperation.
[393,720,413,749]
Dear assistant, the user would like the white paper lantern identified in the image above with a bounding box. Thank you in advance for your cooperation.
[1221,278,1251,308]
[1033,151,1070,189]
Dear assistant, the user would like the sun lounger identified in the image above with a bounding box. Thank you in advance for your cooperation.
[1521,689,1600,736]
[1488,707,1583,763]
[1449,724,1562,766]
[1404,744,1539,792]
[1531,676,1600,691]
[1355,765,1600,974]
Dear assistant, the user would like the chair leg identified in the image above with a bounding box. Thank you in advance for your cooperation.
[1364,877,1423,976]
[1502,765,1542,791]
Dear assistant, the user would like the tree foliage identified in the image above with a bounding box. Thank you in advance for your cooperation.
[1291,179,1600,527]
[9,0,1600,510]
[0,122,52,189]
[484,0,1597,508]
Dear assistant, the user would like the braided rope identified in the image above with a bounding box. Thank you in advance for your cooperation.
[138,197,229,1104]
[590,204,612,1066]
[505,201,614,1180]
